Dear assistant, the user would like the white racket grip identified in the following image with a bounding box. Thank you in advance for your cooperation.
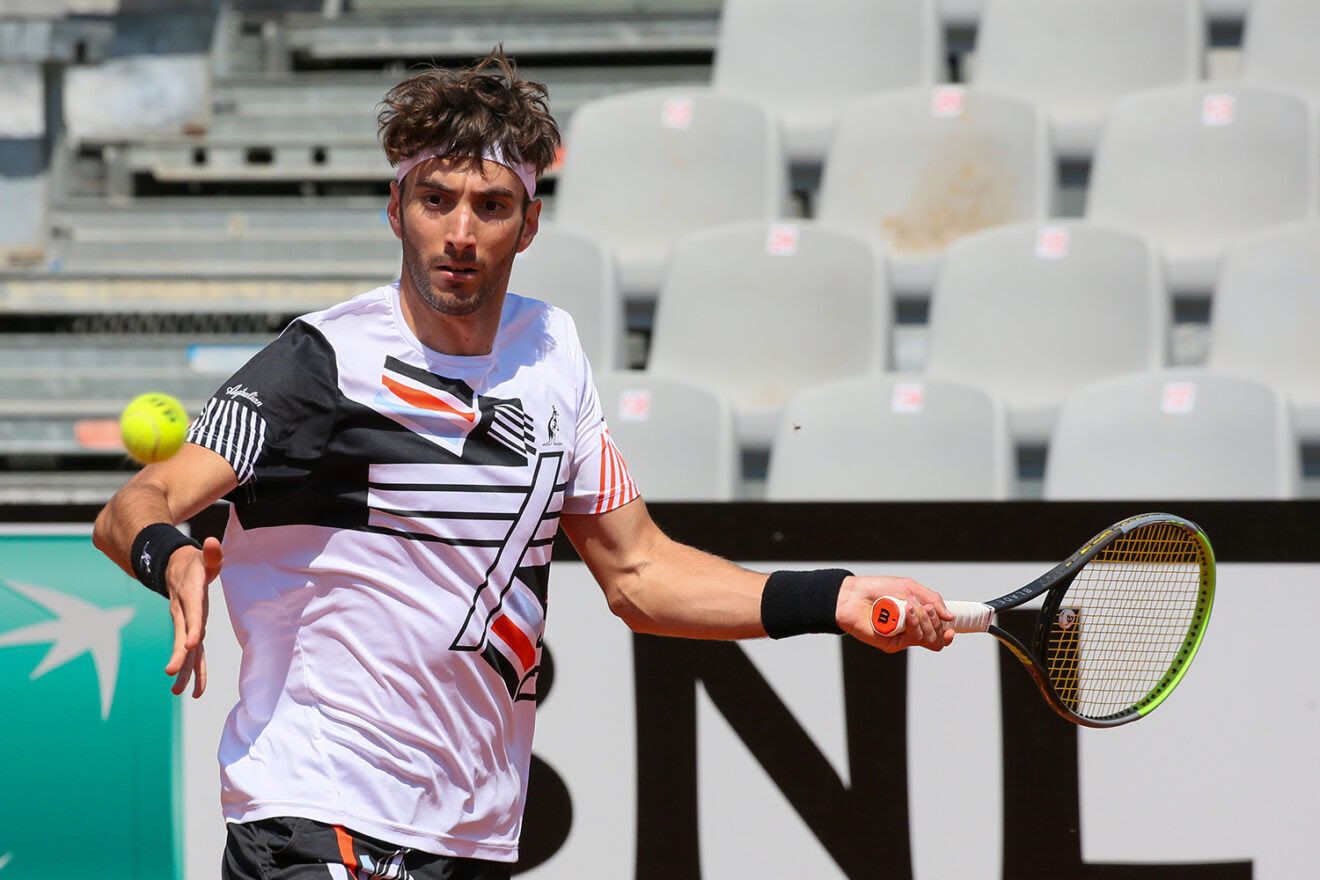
[945,601,993,633]
[870,597,993,636]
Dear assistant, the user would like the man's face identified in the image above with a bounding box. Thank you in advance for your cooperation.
[388,156,540,319]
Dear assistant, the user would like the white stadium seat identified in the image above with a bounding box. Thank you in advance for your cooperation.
[1044,371,1301,500]
[509,225,627,370]
[594,371,739,501]
[553,89,787,306]
[1086,84,1314,299]
[1241,0,1320,102]
[925,221,1167,444]
[766,375,1014,500]
[647,220,889,449]
[1206,222,1320,443]
[713,0,943,165]
[972,0,1203,161]
[816,87,1053,302]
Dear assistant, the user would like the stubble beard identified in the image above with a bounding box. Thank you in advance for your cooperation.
[399,214,523,319]
[401,239,492,317]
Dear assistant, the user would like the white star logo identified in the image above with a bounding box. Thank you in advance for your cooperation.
[0,580,135,720]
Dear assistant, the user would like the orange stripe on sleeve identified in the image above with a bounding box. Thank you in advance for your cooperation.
[612,436,638,509]
[609,440,627,508]
[604,436,619,509]
[595,433,609,514]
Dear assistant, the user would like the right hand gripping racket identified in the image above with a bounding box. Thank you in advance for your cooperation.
[870,512,1215,728]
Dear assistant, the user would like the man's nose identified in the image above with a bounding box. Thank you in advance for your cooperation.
[445,206,478,252]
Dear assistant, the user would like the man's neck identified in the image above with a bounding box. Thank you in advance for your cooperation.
[398,281,505,357]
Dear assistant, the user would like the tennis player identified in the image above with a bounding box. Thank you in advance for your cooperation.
[92,48,954,879]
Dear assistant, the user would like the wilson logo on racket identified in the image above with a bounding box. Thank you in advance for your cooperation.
[870,596,905,637]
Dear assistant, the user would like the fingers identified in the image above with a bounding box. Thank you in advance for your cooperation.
[171,647,193,696]
[894,581,954,645]
[163,545,212,689]
[847,575,956,653]
[194,642,207,699]
[169,643,208,699]
[908,583,953,621]
[887,599,951,652]
[185,583,206,649]
[202,536,224,584]
[166,595,187,676]
[904,602,939,648]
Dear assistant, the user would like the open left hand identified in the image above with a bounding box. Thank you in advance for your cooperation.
[164,536,223,698]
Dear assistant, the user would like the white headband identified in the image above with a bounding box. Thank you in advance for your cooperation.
[394,142,537,199]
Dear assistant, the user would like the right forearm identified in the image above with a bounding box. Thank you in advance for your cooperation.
[93,445,239,577]
[92,478,178,576]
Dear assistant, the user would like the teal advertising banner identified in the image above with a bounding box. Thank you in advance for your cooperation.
[0,528,179,880]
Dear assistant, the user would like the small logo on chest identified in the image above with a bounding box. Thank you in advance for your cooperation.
[544,405,562,446]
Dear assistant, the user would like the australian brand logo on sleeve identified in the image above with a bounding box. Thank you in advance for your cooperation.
[224,384,264,407]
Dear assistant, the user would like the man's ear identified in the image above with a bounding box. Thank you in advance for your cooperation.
[517,197,542,253]
[387,180,403,240]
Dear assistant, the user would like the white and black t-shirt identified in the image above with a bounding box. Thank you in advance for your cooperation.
[187,283,638,862]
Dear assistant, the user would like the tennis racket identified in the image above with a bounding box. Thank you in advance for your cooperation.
[871,512,1215,728]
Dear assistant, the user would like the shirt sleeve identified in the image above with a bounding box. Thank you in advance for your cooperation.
[185,320,339,491]
[560,315,641,515]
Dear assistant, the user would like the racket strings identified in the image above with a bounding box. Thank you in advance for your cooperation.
[1045,522,1207,719]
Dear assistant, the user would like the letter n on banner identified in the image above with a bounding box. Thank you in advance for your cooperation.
[996,610,1252,879]
[632,635,912,879]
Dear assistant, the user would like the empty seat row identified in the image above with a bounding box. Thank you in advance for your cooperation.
[713,0,1320,164]
[553,82,1318,304]
[514,219,1320,448]
[7,217,1313,462]
[600,371,1301,501]
[33,81,1312,310]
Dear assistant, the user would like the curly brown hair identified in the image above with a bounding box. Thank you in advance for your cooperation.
[377,46,561,190]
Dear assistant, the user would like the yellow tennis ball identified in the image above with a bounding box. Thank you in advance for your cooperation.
[120,393,189,464]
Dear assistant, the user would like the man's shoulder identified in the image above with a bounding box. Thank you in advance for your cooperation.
[503,292,579,343]
[298,284,393,332]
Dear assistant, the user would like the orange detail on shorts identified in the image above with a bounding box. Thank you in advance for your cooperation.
[333,825,358,873]
[871,597,903,636]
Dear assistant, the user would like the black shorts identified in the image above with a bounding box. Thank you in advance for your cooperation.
[222,816,514,880]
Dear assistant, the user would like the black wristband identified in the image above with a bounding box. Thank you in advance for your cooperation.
[129,523,201,598]
[760,568,852,639]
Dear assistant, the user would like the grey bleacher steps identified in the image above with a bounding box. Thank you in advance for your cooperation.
[115,62,708,199]
[275,4,720,72]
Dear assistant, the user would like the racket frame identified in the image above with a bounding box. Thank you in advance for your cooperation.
[978,511,1216,728]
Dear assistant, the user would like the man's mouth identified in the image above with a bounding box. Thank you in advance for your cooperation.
[437,264,479,281]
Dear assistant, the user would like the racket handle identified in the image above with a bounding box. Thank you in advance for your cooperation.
[870,597,993,637]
